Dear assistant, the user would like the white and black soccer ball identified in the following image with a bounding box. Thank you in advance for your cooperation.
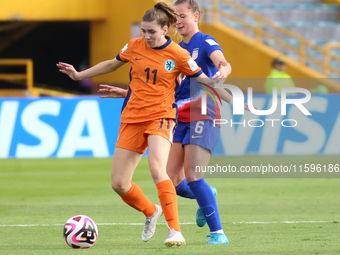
[63,215,98,249]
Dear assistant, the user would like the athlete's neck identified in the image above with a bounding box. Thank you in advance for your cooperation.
[153,36,168,48]
[182,28,200,44]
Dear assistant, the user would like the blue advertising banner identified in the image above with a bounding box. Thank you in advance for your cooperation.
[214,94,340,156]
[0,96,124,158]
[0,95,339,158]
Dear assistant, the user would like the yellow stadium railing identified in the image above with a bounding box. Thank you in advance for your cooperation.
[211,0,340,77]
[0,59,78,97]
[325,42,340,76]
[34,87,77,97]
[0,59,34,95]
[323,0,340,6]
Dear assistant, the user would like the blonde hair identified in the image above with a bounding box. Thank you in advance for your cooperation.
[174,0,201,23]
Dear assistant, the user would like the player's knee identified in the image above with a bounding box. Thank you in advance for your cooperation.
[150,170,161,182]
[150,166,167,183]
[111,181,129,195]
[187,166,204,180]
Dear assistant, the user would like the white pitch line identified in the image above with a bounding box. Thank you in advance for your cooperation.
[234,220,340,224]
[0,220,338,227]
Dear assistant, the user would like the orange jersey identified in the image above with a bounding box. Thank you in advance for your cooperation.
[116,37,202,123]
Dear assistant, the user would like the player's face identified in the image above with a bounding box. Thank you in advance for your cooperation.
[141,20,168,48]
[175,3,199,36]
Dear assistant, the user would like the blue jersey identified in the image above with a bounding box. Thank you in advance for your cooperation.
[175,32,222,123]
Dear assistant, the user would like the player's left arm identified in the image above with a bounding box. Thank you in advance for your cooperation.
[207,50,233,104]
[209,51,249,110]
[194,72,216,87]
[97,84,127,99]
[210,50,232,83]
[179,54,216,87]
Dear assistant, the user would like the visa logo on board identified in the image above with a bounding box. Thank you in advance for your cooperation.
[0,99,111,158]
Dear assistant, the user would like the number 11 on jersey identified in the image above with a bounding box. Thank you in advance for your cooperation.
[144,68,158,84]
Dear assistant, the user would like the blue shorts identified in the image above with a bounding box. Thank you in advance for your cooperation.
[173,120,220,154]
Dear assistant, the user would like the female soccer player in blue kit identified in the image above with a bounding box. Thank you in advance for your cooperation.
[166,0,233,245]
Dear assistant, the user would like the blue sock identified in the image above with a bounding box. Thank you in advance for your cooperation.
[175,178,196,199]
[188,178,222,232]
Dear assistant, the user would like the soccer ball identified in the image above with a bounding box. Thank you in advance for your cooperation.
[63,215,98,249]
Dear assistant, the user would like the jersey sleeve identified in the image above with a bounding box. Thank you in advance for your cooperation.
[179,49,203,78]
[204,36,223,59]
[116,41,133,62]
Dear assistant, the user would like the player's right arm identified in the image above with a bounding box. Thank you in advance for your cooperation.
[57,59,125,81]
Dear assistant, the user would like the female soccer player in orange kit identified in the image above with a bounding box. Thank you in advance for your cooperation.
[57,1,218,247]
[97,0,249,245]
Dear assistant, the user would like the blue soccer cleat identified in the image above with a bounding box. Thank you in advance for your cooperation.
[196,186,217,227]
[206,233,229,245]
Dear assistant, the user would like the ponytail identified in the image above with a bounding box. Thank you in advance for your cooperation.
[142,1,178,29]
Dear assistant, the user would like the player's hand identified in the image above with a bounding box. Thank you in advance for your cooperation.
[244,103,250,111]
[98,84,127,99]
[230,101,251,111]
[211,62,229,84]
[56,62,80,80]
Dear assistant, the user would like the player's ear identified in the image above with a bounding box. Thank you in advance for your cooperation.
[194,11,199,23]
[162,26,169,35]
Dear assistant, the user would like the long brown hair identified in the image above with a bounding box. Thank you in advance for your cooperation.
[142,1,178,29]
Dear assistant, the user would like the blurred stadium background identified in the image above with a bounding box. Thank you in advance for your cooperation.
[1,0,340,97]
[1,0,340,254]
[1,0,340,157]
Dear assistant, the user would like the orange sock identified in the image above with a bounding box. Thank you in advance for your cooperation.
[156,179,181,232]
[120,182,156,217]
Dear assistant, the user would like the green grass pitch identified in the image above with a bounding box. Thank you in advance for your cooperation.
[0,155,340,254]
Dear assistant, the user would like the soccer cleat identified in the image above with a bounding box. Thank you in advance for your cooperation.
[142,204,162,242]
[206,233,229,245]
[196,186,217,227]
[164,229,186,247]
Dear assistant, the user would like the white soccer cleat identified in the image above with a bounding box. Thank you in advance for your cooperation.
[164,229,186,247]
[142,204,162,242]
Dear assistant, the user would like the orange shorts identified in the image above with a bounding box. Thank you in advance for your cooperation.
[116,118,176,153]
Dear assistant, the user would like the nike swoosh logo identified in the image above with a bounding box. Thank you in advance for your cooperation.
[166,202,174,206]
[135,58,144,60]
[205,211,215,217]
[191,135,202,138]
[222,237,227,243]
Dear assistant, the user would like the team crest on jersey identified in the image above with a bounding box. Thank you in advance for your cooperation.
[164,59,175,72]
[192,48,199,60]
